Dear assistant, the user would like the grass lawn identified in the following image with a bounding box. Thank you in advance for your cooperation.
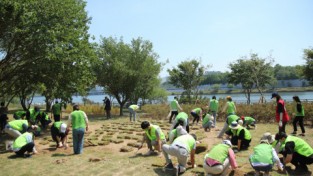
[0,114,312,176]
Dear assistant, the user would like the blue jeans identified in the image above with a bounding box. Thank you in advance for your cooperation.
[73,128,85,154]
[129,108,136,121]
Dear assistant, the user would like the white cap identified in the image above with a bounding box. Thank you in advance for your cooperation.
[60,123,67,133]
[222,140,232,147]
[238,120,243,125]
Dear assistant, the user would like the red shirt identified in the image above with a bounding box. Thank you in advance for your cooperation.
[275,99,290,122]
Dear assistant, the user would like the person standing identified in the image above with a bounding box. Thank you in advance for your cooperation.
[168,96,183,123]
[103,97,111,119]
[271,93,290,133]
[162,134,197,175]
[0,102,8,133]
[208,96,219,127]
[51,100,62,122]
[67,104,89,154]
[129,104,139,122]
[222,96,236,116]
[203,140,237,176]
[291,96,305,136]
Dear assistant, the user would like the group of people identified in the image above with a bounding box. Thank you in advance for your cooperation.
[2,101,89,157]
[145,93,310,175]
[1,92,311,175]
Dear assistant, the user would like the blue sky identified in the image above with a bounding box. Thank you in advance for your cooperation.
[86,0,313,77]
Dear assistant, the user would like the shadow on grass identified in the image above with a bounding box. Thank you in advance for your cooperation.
[153,167,176,176]
[42,147,57,152]
[51,153,67,157]
[7,154,23,159]
[128,153,143,159]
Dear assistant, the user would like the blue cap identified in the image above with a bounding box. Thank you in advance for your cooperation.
[271,92,279,99]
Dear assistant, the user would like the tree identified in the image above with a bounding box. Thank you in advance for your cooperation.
[0,0,96,110]
[95,37,162,115]
[303,48,313,85]
[167,59,206,103]
[228,53,275,104]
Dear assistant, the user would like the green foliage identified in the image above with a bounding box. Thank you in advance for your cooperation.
[94,37,162,116]
[303,48,313,85]
[0,0,96,110]
[202,71,228,85]
[228,53,275,104]
[167,59,206,103]
[274,64,304,80]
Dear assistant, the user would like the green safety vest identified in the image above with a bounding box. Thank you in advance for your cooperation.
[14,111,26,119]
[250,143,273,164]
[173,134,195,153]
[29,109,39,123]
[231,126,251,140]
[71,110,86,129]
[209,99,219,112]
[295,104,305,117]
[192,108,201,115]
[205,144,229,163]
[9,120,28,132]
[227,101,236,114]
[40,112,50,120]
[145,124,166,141]
[170,100,178,110]
[54,121,63,130]
[244,116,255,124]
[175,112,188,121]
[281,136,313,157]
[202,114,212,126]
[52,103,62,115]
[129,105,139,110]
[227,115,239,125]
[13,132,32,150]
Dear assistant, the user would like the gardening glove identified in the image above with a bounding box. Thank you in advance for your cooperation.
[279,121,282,127]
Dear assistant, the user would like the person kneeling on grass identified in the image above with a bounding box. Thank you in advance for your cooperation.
[239,116,256,129]
[162,134,197,175]
[138,121,167,156]
[168,119,188,144]
[51,121,69,148]
[275,132,313,174]
[225,121,251,152]
[12,131,39,158]
[4,119,38,139]
[249,137,284,176]
[171,112,189,133]
[203,140,237,176]
[202,112,214,132]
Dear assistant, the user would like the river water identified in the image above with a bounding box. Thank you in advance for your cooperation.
[32,91,313,105]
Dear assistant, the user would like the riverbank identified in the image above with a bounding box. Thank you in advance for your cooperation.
[168,86,313,96]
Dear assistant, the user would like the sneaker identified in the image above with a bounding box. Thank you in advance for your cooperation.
[291,131,297,135]
[299,133,305,136]
[143,150,154,156]
[164,163,174,170]
[24,154,32,158]
[176,165,186,175]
